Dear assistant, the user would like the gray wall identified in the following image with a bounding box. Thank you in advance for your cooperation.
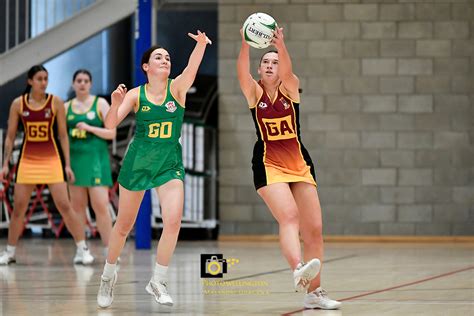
[218,0,474,236]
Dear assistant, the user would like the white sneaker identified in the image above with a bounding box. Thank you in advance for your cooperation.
[293,258,321,292]
[146,279,173,306]
[304,287,341,310]
[97,271,118,308]
[73,247,94,265]
[0,251,15,265]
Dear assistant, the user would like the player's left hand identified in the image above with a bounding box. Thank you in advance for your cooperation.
[271,27,285,47]
[76,122,91,132]
[188,30,212,45]
[65,166,75,183]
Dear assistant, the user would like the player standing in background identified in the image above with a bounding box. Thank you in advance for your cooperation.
[66,69,115,256]
[0,65,94,266]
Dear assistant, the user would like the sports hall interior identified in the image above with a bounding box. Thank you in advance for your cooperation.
[1,0,473,315]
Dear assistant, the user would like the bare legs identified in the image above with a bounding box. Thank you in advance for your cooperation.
[48,182,87,243]
[106,185,144,264]
[6,184,35,246]
[258,181,324,291]
[257,183,302,269]
[154,179,183,266]
[291,182,324,292]
[69,185,113,246]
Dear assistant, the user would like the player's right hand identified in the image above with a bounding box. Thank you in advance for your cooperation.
[187,30,212,45]
[240,28,250,47]
[0,165,9,180]
[111,84,127,107]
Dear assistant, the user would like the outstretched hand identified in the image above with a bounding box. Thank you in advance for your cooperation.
[271,27,285,48]
[188,30,212,45]
[239,28,249,46]
[111,84,127,107]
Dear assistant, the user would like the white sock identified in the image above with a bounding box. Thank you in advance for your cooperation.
[76,240,87,252]
[102,261,117,280]
[6,245,16,256]
[153,262,168,282]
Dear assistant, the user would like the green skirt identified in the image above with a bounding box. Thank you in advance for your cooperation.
[70,144,113,187]
[118,140,184,191]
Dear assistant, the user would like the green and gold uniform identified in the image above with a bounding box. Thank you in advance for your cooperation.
[118,79,185,191]
[66,96,113,187]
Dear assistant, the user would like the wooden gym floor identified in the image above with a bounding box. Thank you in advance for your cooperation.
[1,239,473,315]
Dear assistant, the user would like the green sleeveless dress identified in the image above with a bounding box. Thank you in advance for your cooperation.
[118,79,185,191]
[66,96,113,187]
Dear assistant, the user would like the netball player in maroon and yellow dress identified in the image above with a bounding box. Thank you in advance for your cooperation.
[0,65,94,265]
[237,28,341,310]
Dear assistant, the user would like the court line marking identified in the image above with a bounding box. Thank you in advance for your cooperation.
[2,254,357,292]
[224,254,358,282]
[1,280,140,291]
[281,264,474,316]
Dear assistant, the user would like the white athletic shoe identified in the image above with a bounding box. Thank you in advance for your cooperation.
[0,251,15,265]
[97,271,118,308]
[73,247,94,265]
[304,287,341,310]
[293,258,321,292]
[146,279,173,306]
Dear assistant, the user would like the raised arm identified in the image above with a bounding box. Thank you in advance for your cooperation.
[237,28,260,106]
[54,96,75,182]
[105,85,138,129]
[272,27,299,100]
[1,98,21,179]
[171,30,212,104]
[77,98,116,140]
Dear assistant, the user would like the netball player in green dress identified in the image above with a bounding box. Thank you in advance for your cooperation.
[66,69,114,254]
[97,30,212,308]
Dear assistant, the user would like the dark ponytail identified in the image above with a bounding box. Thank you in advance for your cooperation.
[23,65,48,95]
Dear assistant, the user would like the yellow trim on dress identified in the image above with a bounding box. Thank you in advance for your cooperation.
[249,89,264,109]
[70,95,96,115]
[254,102,269,185]
[24,93,52,112]
[168,79,185,108]
[95,97,103,121]
[134,86,140,113]
[144,80,168,106]
[278,85,300,104]
[48,96,65,181]
[290,101,316,186]
[18,95,28,170]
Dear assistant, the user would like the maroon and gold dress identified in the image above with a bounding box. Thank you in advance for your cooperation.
[16,94,65,184]
[250,82,316,190]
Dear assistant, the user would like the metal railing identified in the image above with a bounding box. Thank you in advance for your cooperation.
[2,0,97,54]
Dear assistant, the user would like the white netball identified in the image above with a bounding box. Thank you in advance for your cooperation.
[243,13,277,49]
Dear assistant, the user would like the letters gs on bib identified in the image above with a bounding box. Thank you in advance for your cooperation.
[243,13,277,49]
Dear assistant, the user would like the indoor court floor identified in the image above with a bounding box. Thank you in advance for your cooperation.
[1,239,473,315]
